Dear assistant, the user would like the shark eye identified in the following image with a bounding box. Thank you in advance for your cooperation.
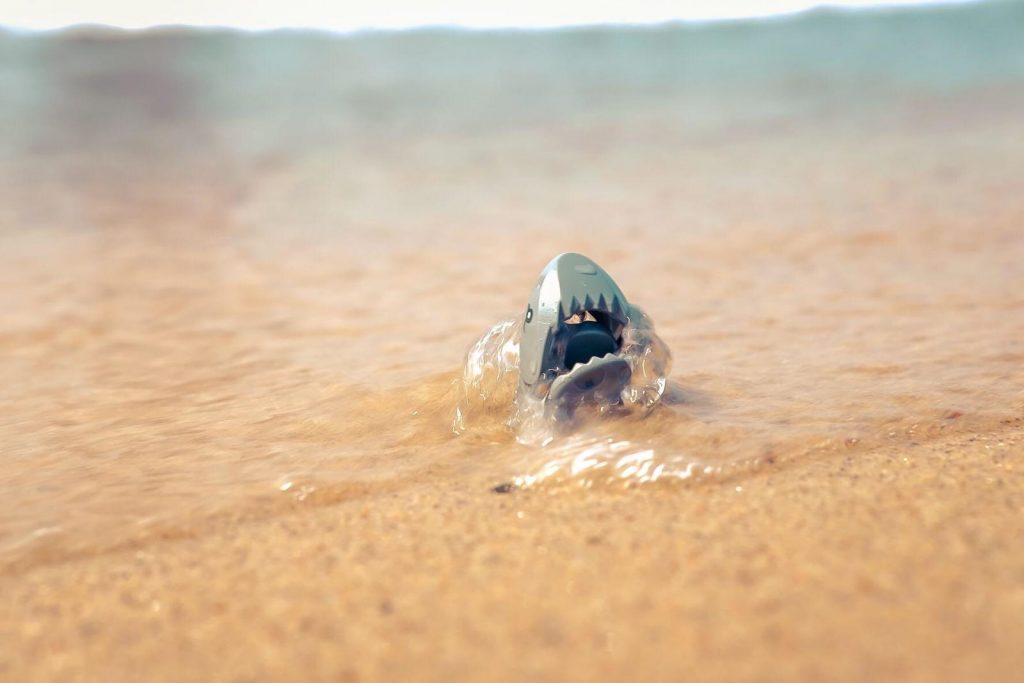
[525,306,533,322]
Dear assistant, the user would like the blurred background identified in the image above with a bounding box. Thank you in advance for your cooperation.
[1,0,986,30]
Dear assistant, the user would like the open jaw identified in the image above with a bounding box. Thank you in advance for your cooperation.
[549,307,631,405]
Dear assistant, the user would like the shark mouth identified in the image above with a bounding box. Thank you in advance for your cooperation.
[549,308,631,406]
[559,309,624,369]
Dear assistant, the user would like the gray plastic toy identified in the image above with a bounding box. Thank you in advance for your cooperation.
[517,253,633,418]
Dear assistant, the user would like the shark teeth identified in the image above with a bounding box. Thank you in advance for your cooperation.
[549,352,632,403]
[559,294,625,320]
[568,351,618,371]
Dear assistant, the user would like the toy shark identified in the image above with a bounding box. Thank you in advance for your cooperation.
[517,253,633,419]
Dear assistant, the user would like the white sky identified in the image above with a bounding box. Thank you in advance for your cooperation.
[1,0,974,31]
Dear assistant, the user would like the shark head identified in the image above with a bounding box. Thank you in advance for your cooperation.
[517,253,633,418]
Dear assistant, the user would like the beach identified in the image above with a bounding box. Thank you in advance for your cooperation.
[3,428,1023,681]
[1,2,1023,679]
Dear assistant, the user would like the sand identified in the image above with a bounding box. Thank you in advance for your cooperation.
[3,428,1023,682]
[1,2,1023,680]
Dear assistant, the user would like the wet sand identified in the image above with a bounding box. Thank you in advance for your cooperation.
[1,2,1023,680]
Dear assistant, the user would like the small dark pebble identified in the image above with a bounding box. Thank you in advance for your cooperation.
[492,482,515,494]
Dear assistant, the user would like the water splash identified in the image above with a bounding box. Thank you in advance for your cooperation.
[451,316,522,436]
[454,306,670,439]
[453,308,736,488]
[509,435,726,489]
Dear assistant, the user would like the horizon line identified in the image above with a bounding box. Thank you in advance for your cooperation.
[0,0,984,35]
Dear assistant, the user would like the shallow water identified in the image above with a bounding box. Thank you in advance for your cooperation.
[1,2,1023,569]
